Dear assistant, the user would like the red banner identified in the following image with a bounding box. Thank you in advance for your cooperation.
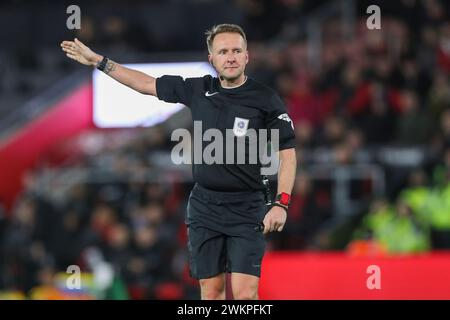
[260,251,450,299]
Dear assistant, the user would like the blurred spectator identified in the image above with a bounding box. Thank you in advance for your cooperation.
[427,72,450,120]
[439,109,450,145]
[395,90,432,145]
[400,169,430,223]
[317,116,347,147]
[351,198,430,254]
[357,82,398,145]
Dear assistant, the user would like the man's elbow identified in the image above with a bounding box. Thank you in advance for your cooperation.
[136,78,157,96]
[280,148,296,162]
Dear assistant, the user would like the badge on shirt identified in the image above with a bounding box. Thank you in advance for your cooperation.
[233,117,249,137]
[277,113,294,130]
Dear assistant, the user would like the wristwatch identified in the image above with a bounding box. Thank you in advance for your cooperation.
[275,192,291,207]
[96,56,109,71]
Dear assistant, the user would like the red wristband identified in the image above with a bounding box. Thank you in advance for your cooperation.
[276,192,291,206]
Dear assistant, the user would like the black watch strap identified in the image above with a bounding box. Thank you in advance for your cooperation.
[272,202,288,213]
[96,56,108,71]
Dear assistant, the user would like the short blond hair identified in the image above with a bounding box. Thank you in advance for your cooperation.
[205,24,247,53]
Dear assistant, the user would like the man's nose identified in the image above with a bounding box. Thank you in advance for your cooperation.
[227,54,236,62]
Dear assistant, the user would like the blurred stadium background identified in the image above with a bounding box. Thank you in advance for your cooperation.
[1,0,450,300]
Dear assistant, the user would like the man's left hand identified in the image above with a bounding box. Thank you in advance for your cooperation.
[262,204,287,234]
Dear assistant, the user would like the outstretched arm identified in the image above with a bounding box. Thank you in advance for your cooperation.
[61,38,157,96]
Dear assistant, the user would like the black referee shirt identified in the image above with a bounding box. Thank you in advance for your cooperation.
[156,75,295,192]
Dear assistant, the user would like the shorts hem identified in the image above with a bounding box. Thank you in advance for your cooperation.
[227,267,261,278]
[192,270,227,280]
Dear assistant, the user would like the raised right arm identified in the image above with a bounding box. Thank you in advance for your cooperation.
[61,38,156,96]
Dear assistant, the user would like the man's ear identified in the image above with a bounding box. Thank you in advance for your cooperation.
[208,55,213,67]
[245,51,249,65]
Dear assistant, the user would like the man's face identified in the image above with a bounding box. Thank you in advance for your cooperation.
[209,32,248,81]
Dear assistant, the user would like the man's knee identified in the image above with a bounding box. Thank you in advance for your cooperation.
[233,289,258,300]
[231,273,259,300]
[201,289,226,300]
[199,277,225,300]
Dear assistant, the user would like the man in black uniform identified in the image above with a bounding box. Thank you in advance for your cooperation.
[61,24,296,300]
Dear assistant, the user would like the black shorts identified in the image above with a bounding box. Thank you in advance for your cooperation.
[186,184,267,279]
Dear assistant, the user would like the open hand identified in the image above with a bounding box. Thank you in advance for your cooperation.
[60,38,100,66]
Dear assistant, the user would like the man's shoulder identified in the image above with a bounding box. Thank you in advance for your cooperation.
[246,77,280,104]
[185,75,218,93]
[186,74,216,84]
[247,77,278,96]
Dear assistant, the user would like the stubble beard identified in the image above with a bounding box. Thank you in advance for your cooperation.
[220,68,244,82]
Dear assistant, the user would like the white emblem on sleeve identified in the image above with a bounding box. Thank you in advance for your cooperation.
[277,113,294,130]
[233,117,249,137]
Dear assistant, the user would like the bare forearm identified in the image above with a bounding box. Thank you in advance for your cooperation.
[277,148,297,195]
[94,55,156,96]
[61,39,157,96]
[262,148,296,234]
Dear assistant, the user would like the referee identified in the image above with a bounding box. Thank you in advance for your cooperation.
[61,24,296,300]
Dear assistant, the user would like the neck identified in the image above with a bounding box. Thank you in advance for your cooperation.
[220,74,247,88]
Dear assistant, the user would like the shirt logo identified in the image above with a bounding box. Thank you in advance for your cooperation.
[205,91,219,97]
[277,113,294,130]
[233,117,249,137]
